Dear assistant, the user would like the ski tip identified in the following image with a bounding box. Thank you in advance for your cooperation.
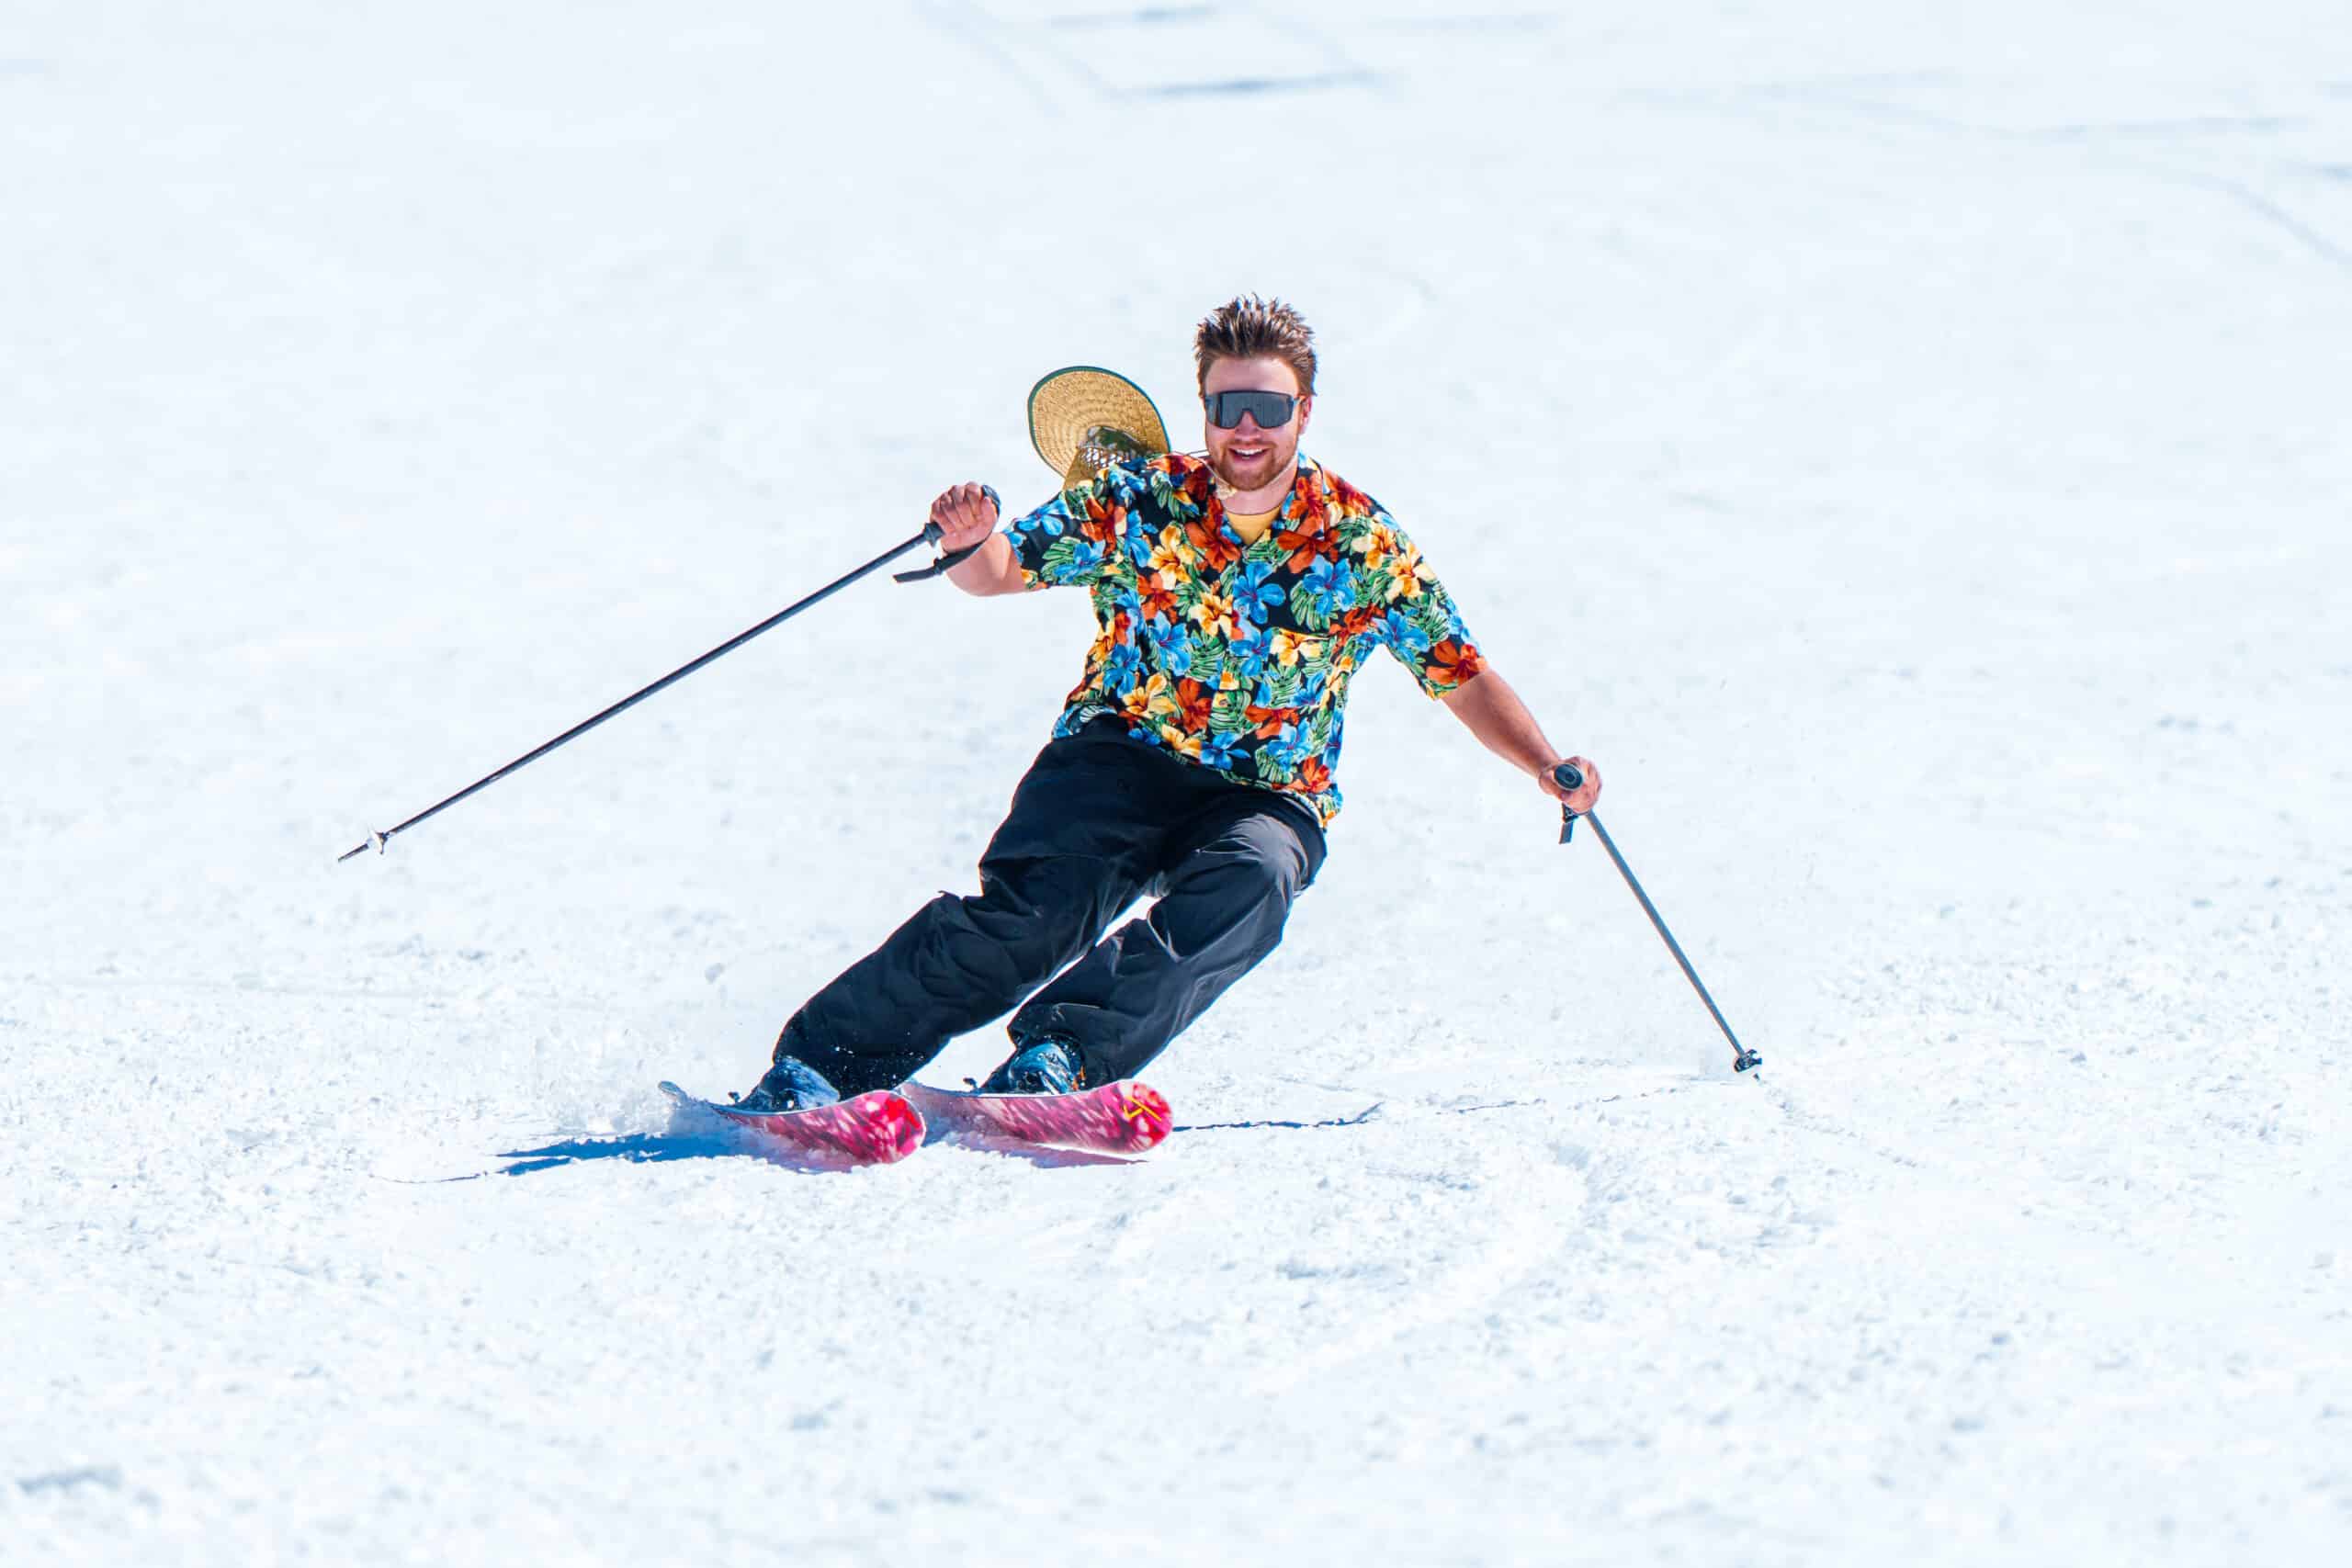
[1114,1080,1173,1152]
[657,1080,691,1102]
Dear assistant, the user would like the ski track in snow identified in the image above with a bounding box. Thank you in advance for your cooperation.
[6,2,2352,1564]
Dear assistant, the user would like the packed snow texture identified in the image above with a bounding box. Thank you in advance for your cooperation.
[6,2,2349,1563]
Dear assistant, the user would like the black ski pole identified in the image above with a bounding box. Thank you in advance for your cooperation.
[1554,762,1762,1074]
[337,493,995,863]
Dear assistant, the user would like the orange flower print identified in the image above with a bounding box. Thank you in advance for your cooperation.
[1192,588,1240,640]
[1290,484,1330,536]
[1247,704,1300,739]
[1149,525,1193,578]
[1190,517,1243,574]
[1272,525,1327,574]
[1157,724,1204,761]
[1139,575,1180,625]
[1293,757,1333,795]
[1423,638,1485,691]
[1078,493,1117,545]
[1122,672,1171,721]
[1268,628,1321,667]
[1384,539,1429,603]
[1170,677,1214,730]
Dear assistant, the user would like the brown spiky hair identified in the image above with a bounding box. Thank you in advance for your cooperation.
[1193,295,1317,400]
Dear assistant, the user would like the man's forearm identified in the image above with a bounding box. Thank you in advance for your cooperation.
[1439,669,1560,776]
[945,534,1026,596]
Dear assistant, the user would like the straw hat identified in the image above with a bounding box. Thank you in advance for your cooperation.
[1027,366,1171,489]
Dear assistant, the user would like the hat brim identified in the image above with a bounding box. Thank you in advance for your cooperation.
[1027,367,1171,483]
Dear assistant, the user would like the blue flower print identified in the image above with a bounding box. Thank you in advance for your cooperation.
[1236,560,1286,616]
[1380,609,1431,660]
[1199,731,1249,770]
[1303,557,1356,617]
[1226,631,1272,680]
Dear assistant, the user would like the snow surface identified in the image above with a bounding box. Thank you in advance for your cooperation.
[6,2,2349,1562]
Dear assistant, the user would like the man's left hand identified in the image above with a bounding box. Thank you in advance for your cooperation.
[1539,755,1602,815]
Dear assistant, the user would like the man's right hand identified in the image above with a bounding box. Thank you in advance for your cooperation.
[929,482,1000,553]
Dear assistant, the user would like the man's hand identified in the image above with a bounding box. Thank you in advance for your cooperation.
[929,482,1000,553]
[1539,755,1602,815]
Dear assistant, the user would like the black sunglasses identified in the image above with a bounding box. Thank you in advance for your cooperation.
[1204,389,1298,430]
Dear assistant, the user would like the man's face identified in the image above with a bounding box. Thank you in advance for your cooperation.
[1202,355,1311,498]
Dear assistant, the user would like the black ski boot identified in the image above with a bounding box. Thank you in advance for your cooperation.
[734,1054,842,1113]
[978,1037,1085,1096]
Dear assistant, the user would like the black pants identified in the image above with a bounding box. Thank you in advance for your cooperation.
[775,717,1327,1094]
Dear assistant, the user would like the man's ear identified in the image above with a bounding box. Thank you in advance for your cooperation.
[1296,395,1314,437]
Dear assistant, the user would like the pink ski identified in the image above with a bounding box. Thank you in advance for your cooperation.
[900,1078,1173,1158]
[659,1082,925,1165]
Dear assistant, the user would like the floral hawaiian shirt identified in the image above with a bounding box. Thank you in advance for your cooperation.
[1002,453,1486,827]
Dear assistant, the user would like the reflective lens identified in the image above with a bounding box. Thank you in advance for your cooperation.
[1204,389,1297,430]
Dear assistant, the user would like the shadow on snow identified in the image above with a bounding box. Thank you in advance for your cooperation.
[492,1131,753,1177]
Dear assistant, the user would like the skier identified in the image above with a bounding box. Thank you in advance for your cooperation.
[741,295,1601,1110]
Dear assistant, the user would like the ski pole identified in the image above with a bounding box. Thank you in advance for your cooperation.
[1554,762,1762,1074]
[337,493,995,863]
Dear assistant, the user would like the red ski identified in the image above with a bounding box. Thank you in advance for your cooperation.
[659,1081,925,1165]
[900,1078,1173,1158]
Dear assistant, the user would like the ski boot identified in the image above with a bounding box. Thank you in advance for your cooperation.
[734,1054,842,1113]
[978,1036,1085,1096]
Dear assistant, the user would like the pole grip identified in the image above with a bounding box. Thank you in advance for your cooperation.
[900,485,1003,582]
[1554,761,1583,843]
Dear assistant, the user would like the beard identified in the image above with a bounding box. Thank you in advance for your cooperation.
[1207,434,1295,495]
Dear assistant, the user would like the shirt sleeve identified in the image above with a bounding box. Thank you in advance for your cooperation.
[1366,515,1487,698]
[1001,470,1124,591]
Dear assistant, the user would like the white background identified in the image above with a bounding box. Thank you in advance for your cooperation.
[5,2,2347,1562]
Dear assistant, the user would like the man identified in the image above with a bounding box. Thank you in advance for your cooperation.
[741,296,1600,1110]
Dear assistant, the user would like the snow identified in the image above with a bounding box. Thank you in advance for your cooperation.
[5,1,2348,1562]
